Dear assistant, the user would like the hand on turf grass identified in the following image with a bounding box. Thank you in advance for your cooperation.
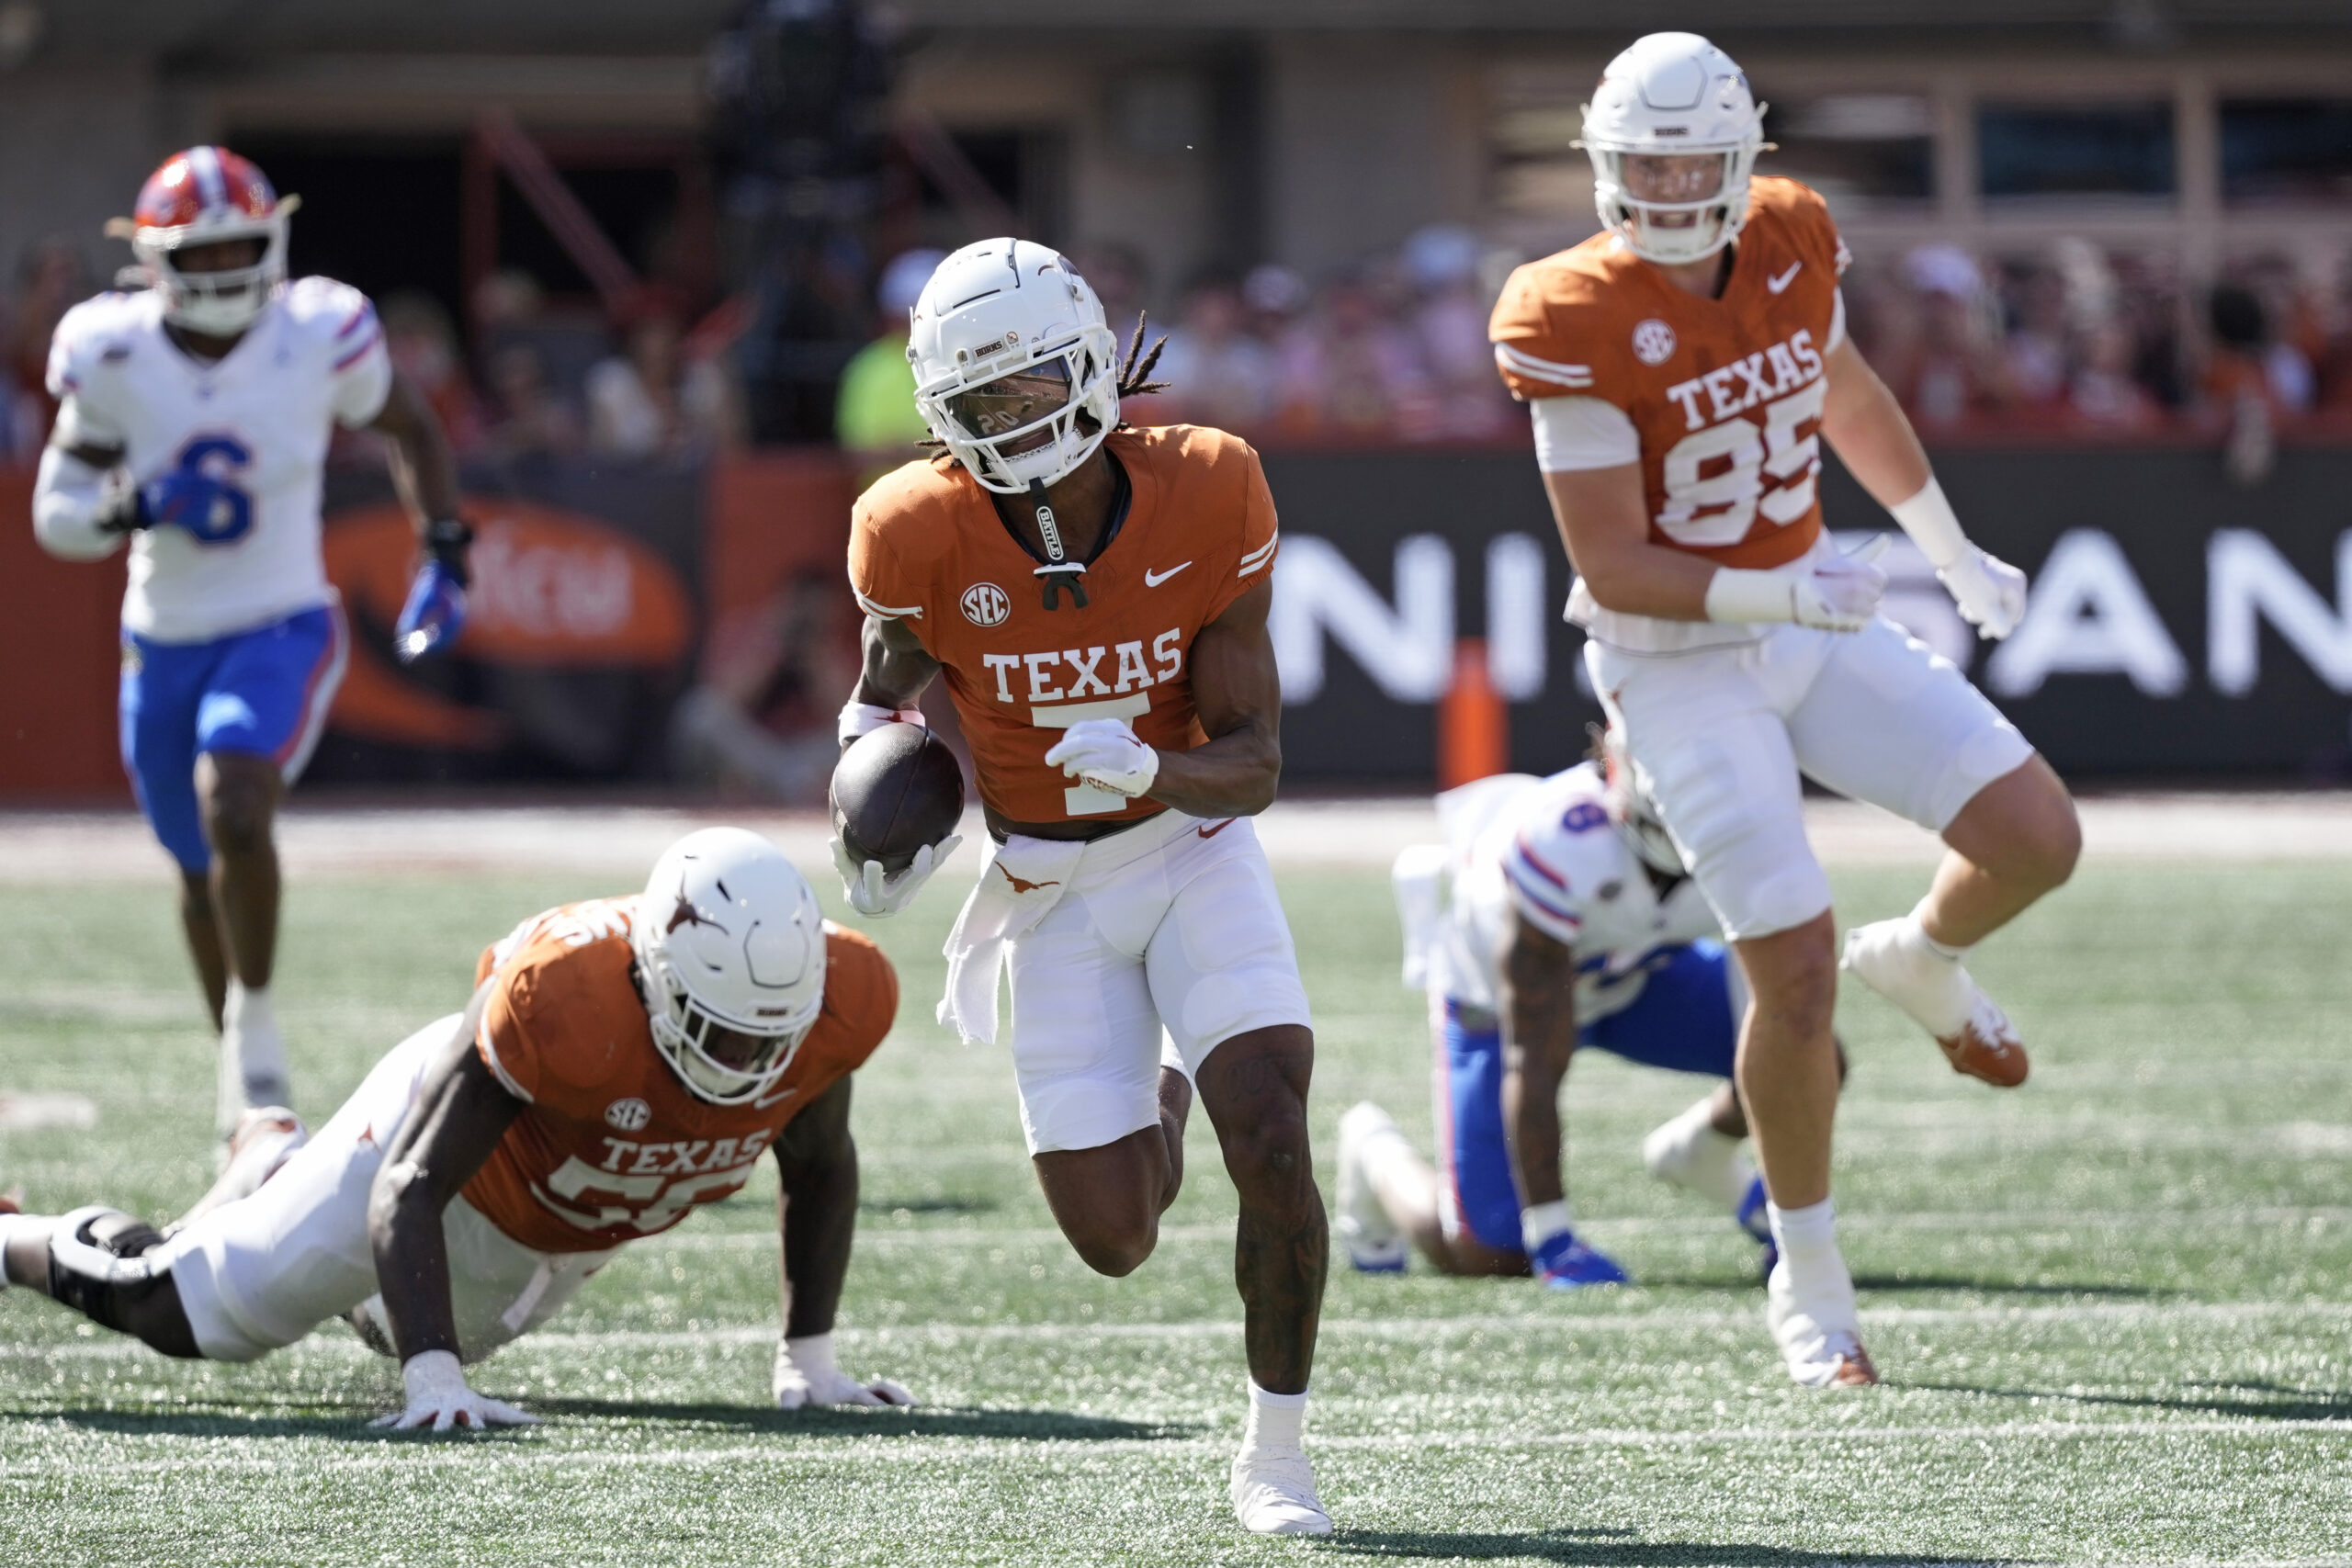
[373,1349,538,1432]
[774,1333,915,1409]
[831,834,961,919]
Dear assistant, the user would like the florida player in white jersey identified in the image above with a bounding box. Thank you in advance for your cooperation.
[30,148,469,1152]
[1489,36,2079,1386]
[1339,739,1841,1286]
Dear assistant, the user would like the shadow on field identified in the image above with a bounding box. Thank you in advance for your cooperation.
[531,1396,1190,1441]
[1323,1529,2007,1564]
[1904,1376,2352,1422]
[50,1405,514,1443]
[1849,1273,2163,1298]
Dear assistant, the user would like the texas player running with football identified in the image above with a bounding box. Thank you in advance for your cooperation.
[1489,34,2079,1386]
[836,240,1329,1535]
[31,147,471,1150]
[1342,734,1844,1285]
[0,829,910,1427]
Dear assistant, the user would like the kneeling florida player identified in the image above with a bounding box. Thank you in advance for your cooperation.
[1340,737,1842,1285]
[0,829,910,1427]
[834,241,1329,1535]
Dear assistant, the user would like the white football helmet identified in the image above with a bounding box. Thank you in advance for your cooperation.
[105,146,300,336]
[630,828,827,1105]
[907,239,1121,494]
[1600,727,1686,877]
[1579,33,1766,265]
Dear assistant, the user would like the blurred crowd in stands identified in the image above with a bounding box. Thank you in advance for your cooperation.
[6,225,2352,474]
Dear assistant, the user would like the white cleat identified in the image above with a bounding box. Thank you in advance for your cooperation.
[1334,1102,1409,1273]
[1841,919,2029,1088]
[1765,1258,1879,1388]
[1232,1444,1333,1536]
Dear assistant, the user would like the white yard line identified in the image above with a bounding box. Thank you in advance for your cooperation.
[6,1415,2347,1481]
[8,792,2352,882]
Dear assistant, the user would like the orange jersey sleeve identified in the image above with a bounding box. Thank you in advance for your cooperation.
[846,425,1274,824]
[462,904,900,1253]
[1490,176,1847,571]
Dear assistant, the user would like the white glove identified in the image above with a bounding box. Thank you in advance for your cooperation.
[1042,718,1159,798]
[831,833,961,919]
[773,1332,916,1409]
[1793,534,1890,631]
[371,1349,538,1432]
[1937,545,2028,640]
[1703,536,1887,633]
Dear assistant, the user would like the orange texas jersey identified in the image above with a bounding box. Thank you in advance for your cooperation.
[1489,176,1851,571]
[460,897,898,1254]
[848,423,1278,825]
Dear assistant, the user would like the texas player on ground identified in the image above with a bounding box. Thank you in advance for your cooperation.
[1489,34,2080,1386]
[836,240,1329,1535]
[0,829,911,1427]
[30,146,473,1151]
[1341,737,1845,1286]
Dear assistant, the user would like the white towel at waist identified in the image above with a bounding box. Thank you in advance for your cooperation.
[936,833,1088,1045]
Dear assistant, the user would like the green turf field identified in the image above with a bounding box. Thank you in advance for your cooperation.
[3,856,2350,1565]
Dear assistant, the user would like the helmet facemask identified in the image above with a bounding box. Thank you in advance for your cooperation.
[123,208,295,337]
[636,933,819,1106]
[919,326,1120,494]
[1588,145,1758,265]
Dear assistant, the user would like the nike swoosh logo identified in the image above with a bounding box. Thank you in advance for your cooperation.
[1195,818,1237,840]
[754,1086,799,1109]
[1766,261,1803,294]
[1144,562,1192,587]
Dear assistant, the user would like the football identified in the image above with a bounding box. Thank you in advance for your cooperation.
[830,722,965,874]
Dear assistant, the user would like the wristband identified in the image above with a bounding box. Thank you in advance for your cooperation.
[1702,567,1800,625]
[782,1331,838,1379]
[422,516,474,584]
[838,700,926,748]
[401,1348,467,1401]
[1887,477,1967,570]
[1521,1200,1575,1255]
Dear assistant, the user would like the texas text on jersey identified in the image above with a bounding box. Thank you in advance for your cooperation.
[464,897,898,1253]
[1488,176,1851,576]
[848,423,1278,823]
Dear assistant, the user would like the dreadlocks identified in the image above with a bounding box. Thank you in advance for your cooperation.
[1114,310,1170,405]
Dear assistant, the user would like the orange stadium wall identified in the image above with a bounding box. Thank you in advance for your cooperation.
[0,467,132,801]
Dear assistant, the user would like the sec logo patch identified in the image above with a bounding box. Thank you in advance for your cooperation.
[961,582,1010,627]
[605,1097,651,1132]
[1631,319,1677,366]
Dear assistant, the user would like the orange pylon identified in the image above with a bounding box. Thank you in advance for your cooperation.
[1438,637,1509,789]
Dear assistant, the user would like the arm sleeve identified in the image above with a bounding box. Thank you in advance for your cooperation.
[474,971,543,1103]
[1205,442,1280,622]
[1826,288,1848,355]
[1501,833,1586,945]
[1530,397,1642,472]
[327,299,393,428]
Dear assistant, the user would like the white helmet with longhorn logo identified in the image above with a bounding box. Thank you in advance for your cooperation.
[630,827,826,1105]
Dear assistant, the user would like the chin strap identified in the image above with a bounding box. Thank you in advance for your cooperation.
[1028,479,1088,610]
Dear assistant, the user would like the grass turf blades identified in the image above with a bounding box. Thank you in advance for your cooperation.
[2,863,2349,1564]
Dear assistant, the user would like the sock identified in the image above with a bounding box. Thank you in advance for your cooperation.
[1520,1199,1573,1254]
[1338,1105,1413,1246]
[1243,1381,1307,1450]
[1910,900,1970,961]
[219,982,290,1136]
[1766,1197,1855,1320]
[0,1213,38,1290]
[1643,1098,1754,1211]
[1854,910,1973,1037]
